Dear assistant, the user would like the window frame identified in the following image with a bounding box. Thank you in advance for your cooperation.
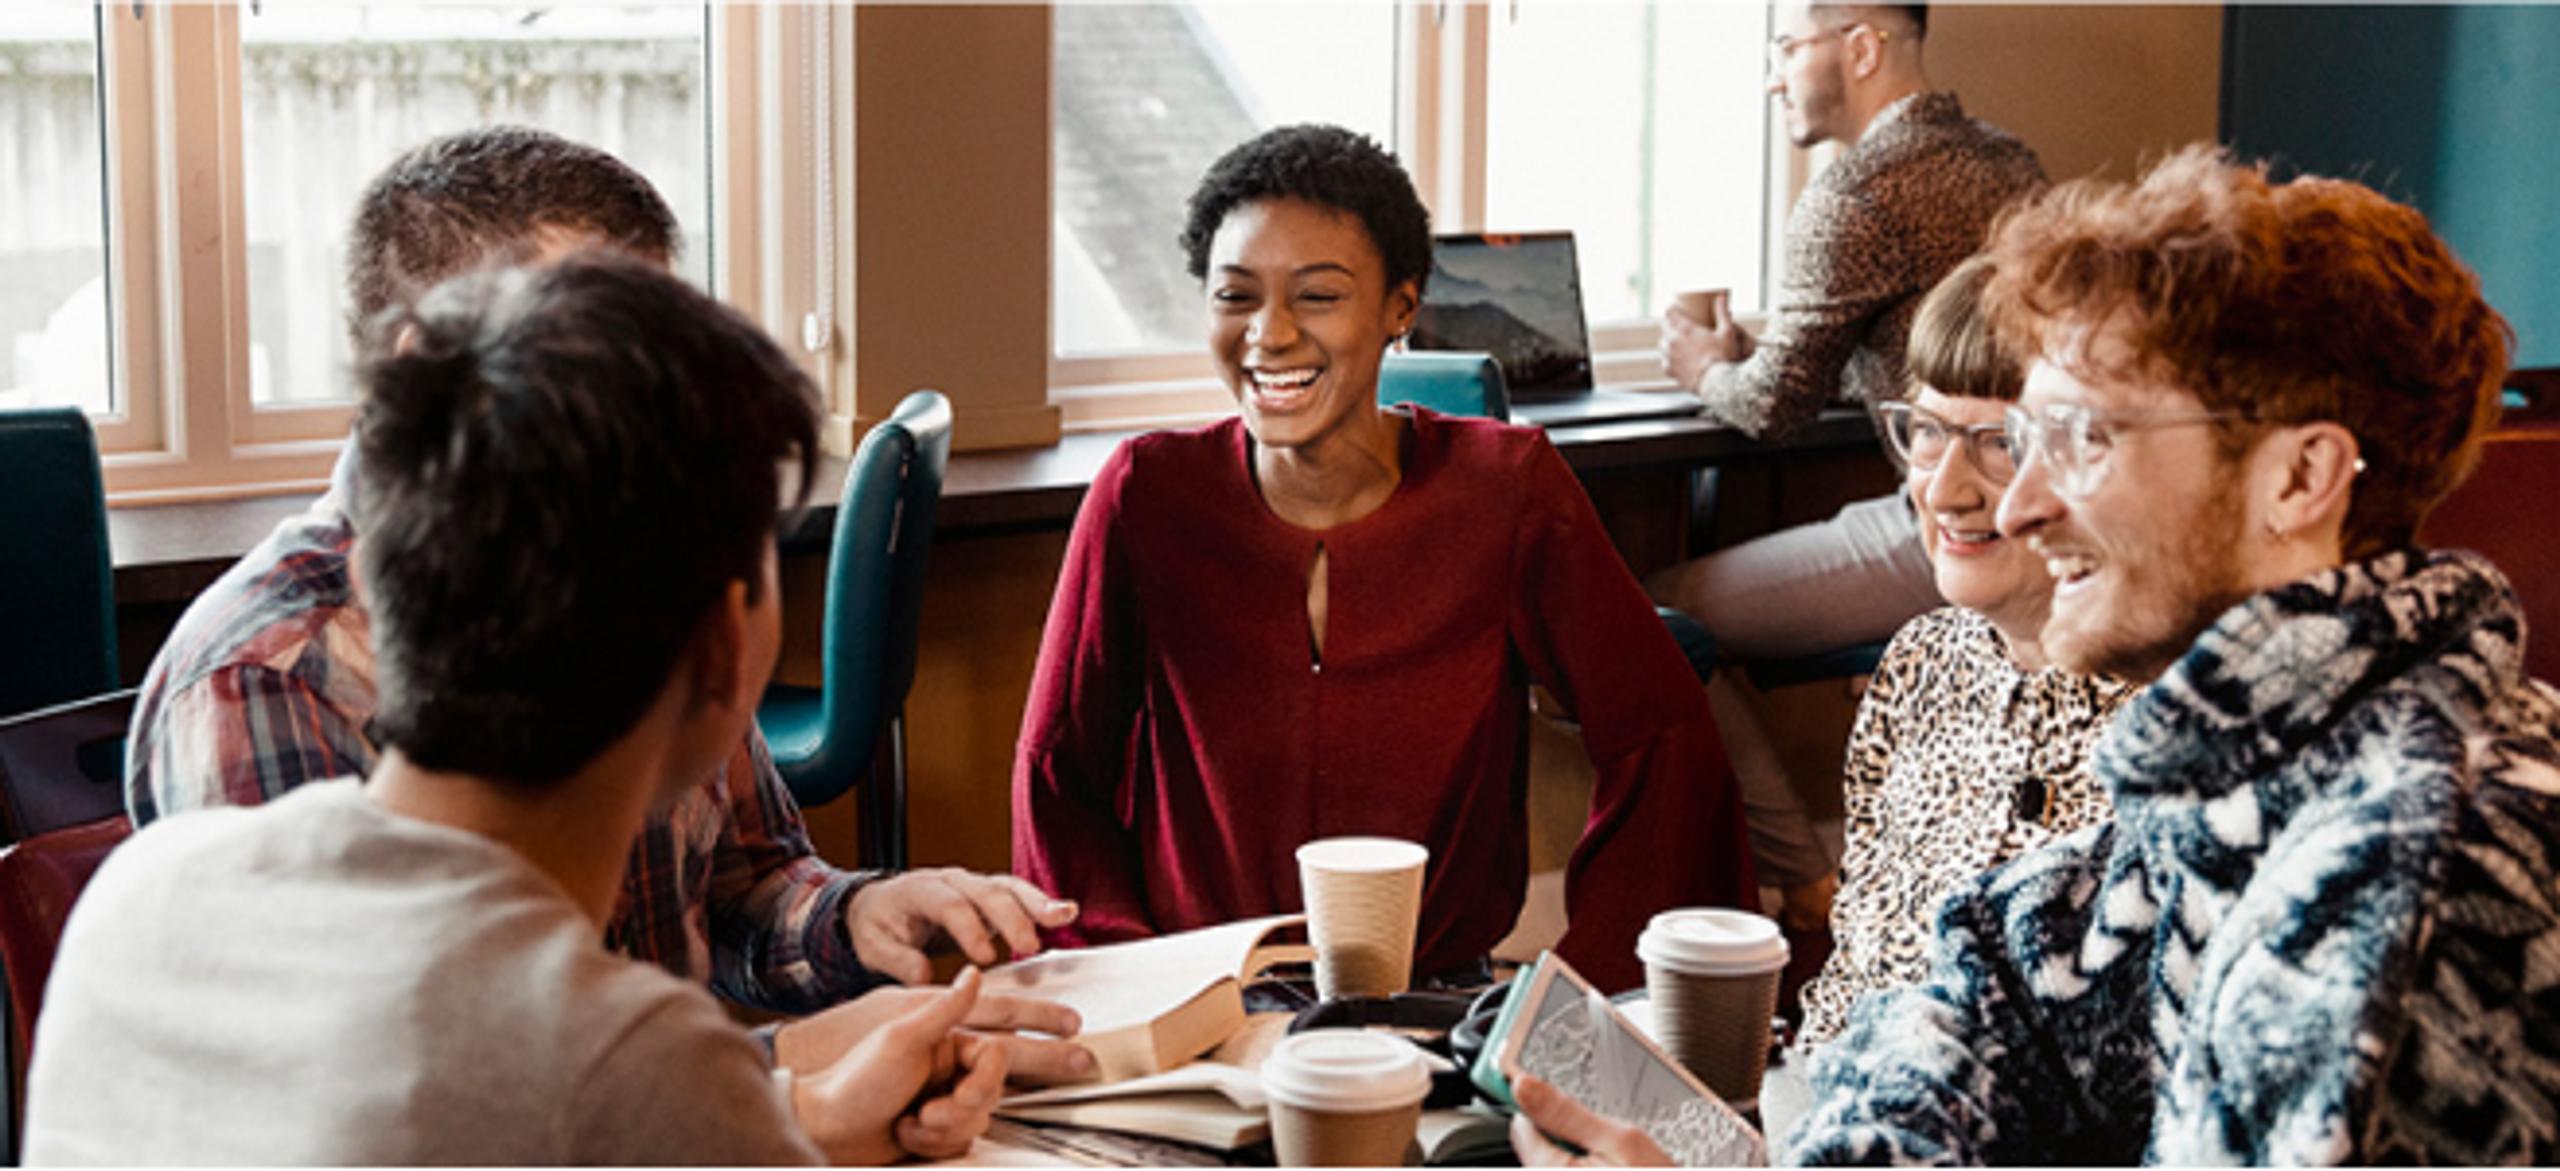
[1047,1,1794,433]
[80,0,828,505]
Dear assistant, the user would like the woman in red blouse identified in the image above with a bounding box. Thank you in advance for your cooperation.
[1010,125,1755,992]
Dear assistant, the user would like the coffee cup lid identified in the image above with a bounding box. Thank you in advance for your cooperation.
[1260,1030,1432,1112]
[1295,836,1429,874]
[1638,908,1789,976]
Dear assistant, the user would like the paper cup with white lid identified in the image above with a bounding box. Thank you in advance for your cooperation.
[1261,1030,1432,1166]
[1638,908,1789,1106]
[1296,837,1429,1000]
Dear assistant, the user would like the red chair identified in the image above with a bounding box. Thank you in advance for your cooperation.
[0,816,130,1160]
[2421,373,2560,686]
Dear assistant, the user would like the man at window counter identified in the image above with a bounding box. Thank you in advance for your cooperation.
[1649,2,2047,932]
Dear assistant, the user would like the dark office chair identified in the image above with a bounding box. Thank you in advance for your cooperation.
[756,390,953,869]
[0,814,132,1161]
[0,690,137,848]
[2421,369,2560,685]
[1381,351,1510,422]
[0,409,119,720]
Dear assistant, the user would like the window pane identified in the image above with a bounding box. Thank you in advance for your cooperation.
[1054,3,1399,356]
[240,3,707,407]
[1486,2,1768,326]
[1,9,113,416]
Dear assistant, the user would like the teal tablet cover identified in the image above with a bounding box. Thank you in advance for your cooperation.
[1467,951,1546,1107]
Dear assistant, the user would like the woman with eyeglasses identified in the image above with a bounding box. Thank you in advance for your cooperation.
[1513,255,2131,1164]
[1790,255,2135,1049]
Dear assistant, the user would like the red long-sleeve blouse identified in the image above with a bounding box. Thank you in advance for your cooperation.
[1010,409,1755,991]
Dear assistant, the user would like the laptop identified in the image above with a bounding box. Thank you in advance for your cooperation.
[1408,231,1701,427]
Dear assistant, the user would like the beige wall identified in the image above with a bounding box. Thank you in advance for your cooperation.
[1930,5,2225,183]
[850,5,1061,453]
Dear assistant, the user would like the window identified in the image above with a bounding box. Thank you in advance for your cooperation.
[1052,2,1400,359]
[1484,2,1769,326]
[1049,1,1777,430]
[22,2,787,503]
[239,3,709,408]
[1,8,113,416]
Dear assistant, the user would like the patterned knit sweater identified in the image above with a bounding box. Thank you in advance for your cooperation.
[1787,550,2560,1165]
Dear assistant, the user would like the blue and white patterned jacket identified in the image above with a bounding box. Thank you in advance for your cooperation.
[1788,550,2560,1165]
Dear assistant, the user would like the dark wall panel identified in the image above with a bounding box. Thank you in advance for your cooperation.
[2223,4,2560,367]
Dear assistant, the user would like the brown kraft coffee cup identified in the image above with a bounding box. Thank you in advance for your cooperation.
[1669,288,1732,328]
[1295,837,1429,1000]
[1261,1031,1431,1167]
[1639,908,1789,1107]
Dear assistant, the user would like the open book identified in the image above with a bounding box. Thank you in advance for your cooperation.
[981,914,1309,1083]
[996,1064,1270,1150]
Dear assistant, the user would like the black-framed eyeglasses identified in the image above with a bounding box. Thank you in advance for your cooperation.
[2000,401,2247,499]
[1878,400,2018,484]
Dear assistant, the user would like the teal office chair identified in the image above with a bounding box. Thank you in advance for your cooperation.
[0,410,118,720]
[757,390,952,869]
[1381,351,1509,421]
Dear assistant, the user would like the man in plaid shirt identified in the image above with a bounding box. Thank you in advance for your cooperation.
[126,127,1087,1077]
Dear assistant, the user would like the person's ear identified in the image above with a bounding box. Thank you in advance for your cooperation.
[2258,420,2361,544]
[683,579,754,717]
[1846,23,1888,80]
[1385,278,1421,339]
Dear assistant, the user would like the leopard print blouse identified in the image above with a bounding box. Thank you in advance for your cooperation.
[1794,606,2132,1047]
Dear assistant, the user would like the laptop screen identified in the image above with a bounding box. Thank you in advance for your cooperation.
[1410,231,1594,396]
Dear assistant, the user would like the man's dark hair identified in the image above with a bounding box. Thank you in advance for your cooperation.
[345,126,679,342]
[354,252,818,786]
[1818,2,1928,39]
[1178,124,1433,299]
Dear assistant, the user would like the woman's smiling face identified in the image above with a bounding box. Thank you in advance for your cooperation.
[1909,385,2053,640]
[1204,197,1417,453]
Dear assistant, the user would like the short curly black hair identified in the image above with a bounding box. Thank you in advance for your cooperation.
[1179,124,1433,298]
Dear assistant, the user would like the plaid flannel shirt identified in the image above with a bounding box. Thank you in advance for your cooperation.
[126,451,886,1014]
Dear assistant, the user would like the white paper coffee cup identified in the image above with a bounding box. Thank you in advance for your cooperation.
[1638,908,1787,1106]
[1262,1030,1431,1167]
[1296,837,1428,1000]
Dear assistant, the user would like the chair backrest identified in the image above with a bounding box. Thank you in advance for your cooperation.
[2420,372,2560,685]
[0,409,118,720]
[0,815,132,1160]
[0,690,135,848]
[1381,351,1511,421]
[805,390,954,807]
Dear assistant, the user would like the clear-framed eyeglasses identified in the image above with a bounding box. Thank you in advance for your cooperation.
[1766,22,1867,71]
[2000,401,2246,498]
[1878,400,2019,484]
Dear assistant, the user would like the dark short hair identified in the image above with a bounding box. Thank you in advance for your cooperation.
[1815,2,1927,39]
[1985,144,2512,559]
[346,126,679,342]
[1905,254,2019,401]
[1178,124,1433,299]
[354,252,818,786]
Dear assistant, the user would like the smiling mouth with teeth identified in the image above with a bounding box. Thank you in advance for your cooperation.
[1248,367,1322,408]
